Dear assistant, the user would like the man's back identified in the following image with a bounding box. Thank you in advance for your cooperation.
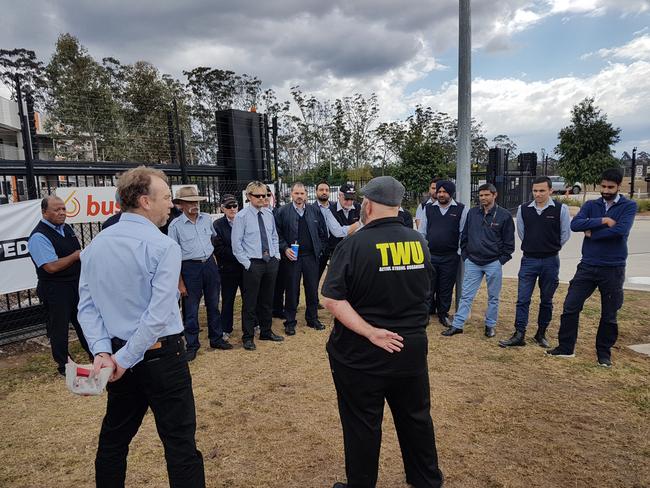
[79,212,183,367]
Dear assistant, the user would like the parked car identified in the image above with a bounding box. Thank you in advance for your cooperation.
[549,176,582,194]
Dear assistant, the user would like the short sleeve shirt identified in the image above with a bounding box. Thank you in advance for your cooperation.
[322,216,434,376]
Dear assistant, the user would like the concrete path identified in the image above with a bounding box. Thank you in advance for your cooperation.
[503,218,650,292]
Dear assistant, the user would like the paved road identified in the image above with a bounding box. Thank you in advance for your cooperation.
[503,217,650,292]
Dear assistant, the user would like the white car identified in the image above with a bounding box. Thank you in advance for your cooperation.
[549,176,582,194]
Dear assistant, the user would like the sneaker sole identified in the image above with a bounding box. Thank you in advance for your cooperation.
[546,352,575,358]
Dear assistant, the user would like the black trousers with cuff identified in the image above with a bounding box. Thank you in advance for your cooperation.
[329,356,444,488]
[95,334,205,488]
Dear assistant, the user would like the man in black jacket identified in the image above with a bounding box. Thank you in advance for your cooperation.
[27,196,92,375]
[275,182,328,335]
[328,183,361,253]
[213,194,244,340]
[442,183,515,338]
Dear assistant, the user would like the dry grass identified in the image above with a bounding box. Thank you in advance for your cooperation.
[0,279,649,488]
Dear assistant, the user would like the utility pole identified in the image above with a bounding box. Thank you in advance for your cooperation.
[630,147,637,199]
[456,0,471,207]
[455,0,471,309]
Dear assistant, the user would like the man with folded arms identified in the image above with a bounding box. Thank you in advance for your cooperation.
[78,166,205,487]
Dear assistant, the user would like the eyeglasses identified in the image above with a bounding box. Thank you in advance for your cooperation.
[223,204,238,209]
[249,194,267,199]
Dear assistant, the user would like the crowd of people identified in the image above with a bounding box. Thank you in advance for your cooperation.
[25,166,636,487]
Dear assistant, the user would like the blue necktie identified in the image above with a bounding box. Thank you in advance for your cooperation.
[257,211,271,262]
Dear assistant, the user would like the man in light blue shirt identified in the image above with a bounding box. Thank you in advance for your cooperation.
[499,175,571,348]
[231,180,284,350]
[27,195,91,375]
[168,186,231,358]
[78,167,205,487]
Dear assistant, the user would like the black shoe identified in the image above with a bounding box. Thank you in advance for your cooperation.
[499,330,526,348]
[243,340,256,351]
[185,349,198,361]
[532,329,550,348]
[485,327,496,338]
[210,339,233,350]
[598,356,612,368]
[57,365,66,376]
[332,483,347,488]
[546,347,575,358]
[259,331,284,342]
[441,327,463,337]
[317,303,324,310]
[284,327,296,336]
[438,316,453,328]
[307,320,326,330]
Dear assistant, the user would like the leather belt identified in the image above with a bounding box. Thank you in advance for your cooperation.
[111,333,183,353]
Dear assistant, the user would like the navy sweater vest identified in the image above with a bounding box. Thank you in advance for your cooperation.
[521,201,562,258]
[425,203,464,255]
[29,221,81,282]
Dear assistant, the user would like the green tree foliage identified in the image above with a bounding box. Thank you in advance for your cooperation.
[0,48,47,104]
[555,97,621,198]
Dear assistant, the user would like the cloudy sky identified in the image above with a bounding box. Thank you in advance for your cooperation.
[1,0,649,156]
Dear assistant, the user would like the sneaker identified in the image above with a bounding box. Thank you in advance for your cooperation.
[598,357,612,368]
[545,347,575,358]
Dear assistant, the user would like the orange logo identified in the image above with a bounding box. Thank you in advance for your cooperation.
[62,191,81,218]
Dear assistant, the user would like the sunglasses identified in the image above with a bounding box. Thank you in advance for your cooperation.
[223,204,238,209]
[250,194,267,198]
[344,197,354,201]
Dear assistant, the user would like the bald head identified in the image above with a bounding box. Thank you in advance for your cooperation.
[41,196,67,226]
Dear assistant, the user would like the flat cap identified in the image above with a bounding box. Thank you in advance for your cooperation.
[360,176,405,206]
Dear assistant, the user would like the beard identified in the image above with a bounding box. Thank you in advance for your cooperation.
[317,194,329,202]
[601,192,617,201]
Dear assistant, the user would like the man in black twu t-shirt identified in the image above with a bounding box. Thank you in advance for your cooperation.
[322,176,443,488]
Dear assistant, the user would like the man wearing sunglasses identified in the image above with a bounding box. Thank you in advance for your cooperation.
[232,181,284,350]
[212,194,243,341]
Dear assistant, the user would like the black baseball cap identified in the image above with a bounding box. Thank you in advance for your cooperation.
[340,183,356,199]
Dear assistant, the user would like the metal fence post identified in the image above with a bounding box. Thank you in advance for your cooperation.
[15,75,38,200]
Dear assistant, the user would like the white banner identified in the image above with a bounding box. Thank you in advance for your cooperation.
[55,187,121,224]
[0,199,42,294]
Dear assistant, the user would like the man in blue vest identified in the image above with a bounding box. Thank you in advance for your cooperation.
[28,195,92,375]
[275,182,328,335]
[418,180,468,327]
[547,168,637,367]
[442,183,515,338]
[500,176,571,348]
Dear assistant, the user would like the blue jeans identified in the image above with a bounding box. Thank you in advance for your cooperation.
[514,255,560,333]
[181,259,222,350]
[452,259,502,329]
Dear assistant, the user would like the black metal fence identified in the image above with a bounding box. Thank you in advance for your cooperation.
[0,159,265,344]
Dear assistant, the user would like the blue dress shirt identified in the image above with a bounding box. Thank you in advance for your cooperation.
[167,212,216,260]
[516,199,572,246]
[27,219,67,268]
[231,205,280,269]
[315,202,349,238]
[77,212,184,369]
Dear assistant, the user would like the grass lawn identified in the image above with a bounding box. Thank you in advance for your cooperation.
[0,278,648,487]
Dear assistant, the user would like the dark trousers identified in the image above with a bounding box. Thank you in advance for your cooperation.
[37,280,91,371]
[557,263,625,358]
[181,259,222,350]
[429,253,457,319]
[284,253,320,328]
[318,251,330,281]
[273,258,287,315]
[96,336,205,488]
[329,357,443,488]
[514,255,560,333]
[241,258,279,341]
[220,270,242,334]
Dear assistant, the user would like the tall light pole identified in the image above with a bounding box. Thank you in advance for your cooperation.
[456,0,471,206]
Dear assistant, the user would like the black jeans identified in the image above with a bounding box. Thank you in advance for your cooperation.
[283,253,320,328]
[220,270,242,334]
[96,335,205,488]
[557,263,625,358]
[37,280,92,371]
[181,259,222,350]
[241,258,279,341]
[429,254,456,320]
[329,357,444,488]
[273,258,287,316]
